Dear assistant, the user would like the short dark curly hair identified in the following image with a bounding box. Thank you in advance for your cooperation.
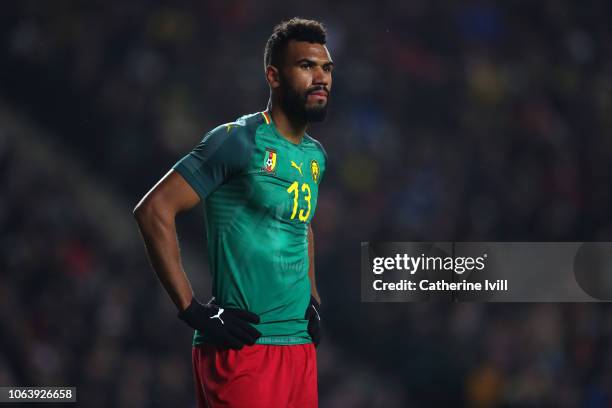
[264,18,327,69]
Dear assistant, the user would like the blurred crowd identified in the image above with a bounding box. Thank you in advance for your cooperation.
[3,0,612,406]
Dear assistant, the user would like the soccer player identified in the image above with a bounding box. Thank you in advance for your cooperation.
[133,18,333,408]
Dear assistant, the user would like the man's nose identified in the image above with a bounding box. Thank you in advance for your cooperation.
[312,66,329,86]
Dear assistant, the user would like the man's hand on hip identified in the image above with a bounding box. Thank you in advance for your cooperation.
[178,297,261,349]
[304,296,321,347]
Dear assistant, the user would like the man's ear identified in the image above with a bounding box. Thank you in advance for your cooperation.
[266,65,281,89]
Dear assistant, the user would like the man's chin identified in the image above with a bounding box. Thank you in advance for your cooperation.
[304,109,327,122]
[303,105,328,122]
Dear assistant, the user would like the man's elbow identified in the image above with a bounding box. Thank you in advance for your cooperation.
[133,197,157,224]
[133,195,175,225]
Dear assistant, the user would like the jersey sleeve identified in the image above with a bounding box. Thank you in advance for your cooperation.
[319,146,328,184]
[312,138,328,185]
[172,124,250,200]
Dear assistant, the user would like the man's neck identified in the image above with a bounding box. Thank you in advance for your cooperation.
[268,104,308,145]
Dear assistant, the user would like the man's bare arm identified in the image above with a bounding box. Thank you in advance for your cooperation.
[308,225,321,305]
[133,169,200,312]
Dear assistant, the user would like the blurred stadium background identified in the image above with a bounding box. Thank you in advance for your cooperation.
[2,1,612,406]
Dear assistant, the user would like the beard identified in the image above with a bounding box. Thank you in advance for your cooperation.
[279,77,329,123]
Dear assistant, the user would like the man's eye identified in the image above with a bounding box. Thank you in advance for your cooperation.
[301,64,312,69]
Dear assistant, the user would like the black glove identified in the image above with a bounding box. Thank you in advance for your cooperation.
[305,296,321,347]
[178,297,261,350]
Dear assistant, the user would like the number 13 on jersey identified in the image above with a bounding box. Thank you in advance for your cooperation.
[287,181,311,222]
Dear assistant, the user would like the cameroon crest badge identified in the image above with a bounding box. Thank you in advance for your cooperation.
[310,160,320,183]
[263,148,277,173]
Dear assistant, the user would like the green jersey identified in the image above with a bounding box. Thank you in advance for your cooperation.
[173,111,327,345]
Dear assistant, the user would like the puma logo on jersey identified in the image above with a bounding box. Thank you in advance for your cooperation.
[210,308,225,325]
[291,161,303,176]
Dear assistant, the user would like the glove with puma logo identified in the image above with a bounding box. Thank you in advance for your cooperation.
[178,297,261,349]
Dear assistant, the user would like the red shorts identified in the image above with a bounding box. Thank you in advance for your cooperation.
[192,343,318,408]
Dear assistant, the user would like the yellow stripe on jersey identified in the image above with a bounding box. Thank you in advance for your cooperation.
[261,111,271,124]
